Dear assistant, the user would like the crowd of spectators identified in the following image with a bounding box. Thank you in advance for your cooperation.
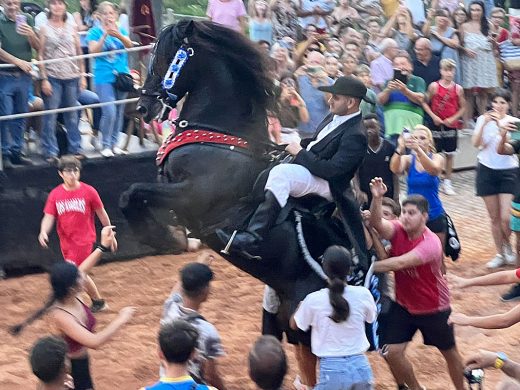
[4,0,520,388]
[0,0,136,169]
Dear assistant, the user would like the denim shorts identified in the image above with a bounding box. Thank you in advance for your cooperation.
[315,354,373,390]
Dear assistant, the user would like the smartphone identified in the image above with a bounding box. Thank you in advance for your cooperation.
[402,127,411,140]
[393,68,407,84]
[15,14,27,34]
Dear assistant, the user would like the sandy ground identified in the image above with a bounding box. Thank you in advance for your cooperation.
[2,183,520,389]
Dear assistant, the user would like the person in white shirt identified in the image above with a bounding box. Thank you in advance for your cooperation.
[217,76,370,262]
[472,88,519,269]
[291,245,377,389]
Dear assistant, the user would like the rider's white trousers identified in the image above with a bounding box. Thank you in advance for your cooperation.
[265,163,333,207]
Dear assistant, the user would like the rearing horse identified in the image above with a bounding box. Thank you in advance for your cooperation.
[120,20,369,378]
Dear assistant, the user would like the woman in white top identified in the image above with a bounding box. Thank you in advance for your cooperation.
[291,246,377,390]
[473,89,519,269]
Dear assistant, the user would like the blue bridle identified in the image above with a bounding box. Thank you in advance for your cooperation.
[162,42,194,102]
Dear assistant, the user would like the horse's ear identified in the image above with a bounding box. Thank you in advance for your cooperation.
[179,19,195,41]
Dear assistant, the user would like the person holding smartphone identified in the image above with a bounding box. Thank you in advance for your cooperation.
[389,125,448,261]
[277,73,309,144]
[377,53,426,146]
[87,1,133,158]
[472,89,519,271]
[495,121,520,301]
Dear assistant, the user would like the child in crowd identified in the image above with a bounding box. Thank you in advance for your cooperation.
[422,59,466,195]
[353,64,377,117]
[12,226,135,390]
[29,336,73,390]
[38,156,113,312]
[140,320,215,390]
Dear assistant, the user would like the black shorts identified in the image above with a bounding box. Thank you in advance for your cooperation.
[426,213,447,234]
[476,163,519,197]
[71,356,94,390]
[431,125,458,153]
[380,302,456,351]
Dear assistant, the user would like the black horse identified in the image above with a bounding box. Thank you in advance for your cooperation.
[120,20,368,358]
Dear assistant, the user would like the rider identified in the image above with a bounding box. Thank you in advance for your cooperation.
[217,76,369,261]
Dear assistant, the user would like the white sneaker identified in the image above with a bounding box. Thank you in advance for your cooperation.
[486,254,506,269]
[443,180,456,195]
[100,148,114,158]
[112,147,128,155]
[503,244,517,265]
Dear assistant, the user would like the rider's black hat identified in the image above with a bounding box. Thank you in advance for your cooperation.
[318,76,372,102]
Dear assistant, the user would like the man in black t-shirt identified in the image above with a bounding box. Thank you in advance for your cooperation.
[357,114,398,208]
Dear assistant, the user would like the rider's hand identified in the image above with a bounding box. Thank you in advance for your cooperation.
[369,177,387,199]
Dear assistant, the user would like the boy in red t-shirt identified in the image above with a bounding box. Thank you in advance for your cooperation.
[39,156,113,312]
[423,59,466,196]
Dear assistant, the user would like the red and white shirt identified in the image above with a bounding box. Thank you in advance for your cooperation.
[44,182,103,249]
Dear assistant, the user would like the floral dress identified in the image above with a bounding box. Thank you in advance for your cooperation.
[461,32,498,89]
[271,0,299,41]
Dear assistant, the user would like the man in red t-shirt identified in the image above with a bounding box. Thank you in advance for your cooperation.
[39,156,113,312]
[369,177,464,390]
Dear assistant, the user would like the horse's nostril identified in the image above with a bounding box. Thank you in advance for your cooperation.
[136,105,147,115]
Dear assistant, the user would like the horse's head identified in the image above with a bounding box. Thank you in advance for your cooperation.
[137,19,275,143]
[137,20,195,123]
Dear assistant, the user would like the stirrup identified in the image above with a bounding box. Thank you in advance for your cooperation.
[220,230,262,261]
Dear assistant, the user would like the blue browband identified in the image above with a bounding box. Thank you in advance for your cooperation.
[162,43,194,101]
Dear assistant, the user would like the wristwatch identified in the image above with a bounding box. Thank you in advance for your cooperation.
[495,352,508,369]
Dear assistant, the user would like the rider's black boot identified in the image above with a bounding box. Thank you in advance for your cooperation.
[216,191,282,260]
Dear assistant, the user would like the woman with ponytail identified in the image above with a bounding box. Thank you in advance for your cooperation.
[291,245,377,389]
[11,226,135,390]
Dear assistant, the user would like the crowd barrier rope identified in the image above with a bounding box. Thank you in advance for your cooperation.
[0,98,140,122]
[0,43,154,69]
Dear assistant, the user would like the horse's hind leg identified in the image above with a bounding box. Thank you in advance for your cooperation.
[119,183,186,253]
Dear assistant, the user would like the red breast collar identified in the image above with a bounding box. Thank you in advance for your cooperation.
[156,129,250,166]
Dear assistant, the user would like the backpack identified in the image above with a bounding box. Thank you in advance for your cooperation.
[444,213,461,261]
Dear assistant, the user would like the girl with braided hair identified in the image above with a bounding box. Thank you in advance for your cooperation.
[10,226,135,390]
[291,245,377,389]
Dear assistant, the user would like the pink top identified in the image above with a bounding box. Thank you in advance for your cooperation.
[206,0,246,31]
[389,220,450,315]
[56,299,96,354]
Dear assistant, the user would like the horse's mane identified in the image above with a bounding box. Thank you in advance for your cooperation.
[154,20,275,115]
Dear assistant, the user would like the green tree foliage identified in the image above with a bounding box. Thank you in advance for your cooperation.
[27,0,207,16]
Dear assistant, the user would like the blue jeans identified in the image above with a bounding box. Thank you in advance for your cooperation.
[42,77,81,157]
[78,89,101,131]
[0,72,31,158]
[315,355,373,390]
[95,83,127,148]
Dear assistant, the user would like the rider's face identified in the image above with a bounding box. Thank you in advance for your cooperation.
[328,94,356,116]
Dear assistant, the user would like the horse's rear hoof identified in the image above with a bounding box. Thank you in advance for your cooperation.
[119,191,131,210]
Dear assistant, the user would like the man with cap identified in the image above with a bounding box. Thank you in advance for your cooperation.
[217,76,369,263]
[160,252,227,390]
